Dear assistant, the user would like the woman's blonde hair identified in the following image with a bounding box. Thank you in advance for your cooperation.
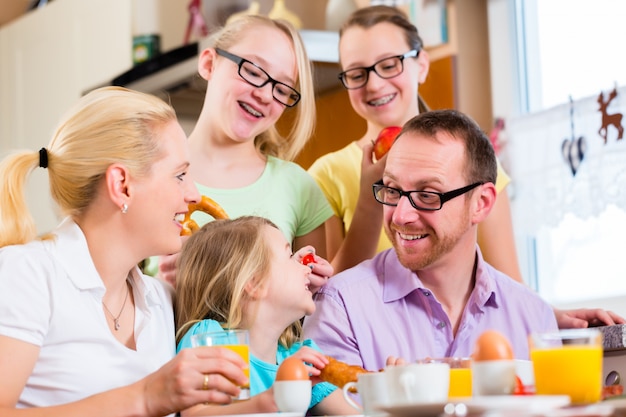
[175,216,301,348]
[205,15,315,161]
[0,86,176,247]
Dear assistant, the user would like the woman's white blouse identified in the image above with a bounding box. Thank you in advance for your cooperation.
[0,218,175,408]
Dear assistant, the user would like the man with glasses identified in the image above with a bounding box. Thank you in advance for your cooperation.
[303,110,558,371]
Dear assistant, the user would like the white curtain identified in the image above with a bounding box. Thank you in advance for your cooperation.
[506,85,626,235]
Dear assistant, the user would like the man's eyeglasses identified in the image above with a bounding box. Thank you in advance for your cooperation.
[372,180,483,211]
[215,48,301,107]
[338,50,419,90]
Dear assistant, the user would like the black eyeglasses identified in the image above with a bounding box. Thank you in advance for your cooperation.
[372,180,483,211]
[338,50,419,89]
[215,48,301,107]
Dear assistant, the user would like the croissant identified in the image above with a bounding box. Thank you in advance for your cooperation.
[319,356,372,392]
[181,195,228,236]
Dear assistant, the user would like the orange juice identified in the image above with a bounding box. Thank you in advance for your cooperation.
[531,345,602,404]
[224,344,250,388]
[191,329,251,400]
[449,367,472,397]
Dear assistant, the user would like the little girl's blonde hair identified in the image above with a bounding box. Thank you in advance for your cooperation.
[175,216,301,348]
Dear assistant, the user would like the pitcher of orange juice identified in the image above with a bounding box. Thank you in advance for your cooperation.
[530,329,602,404]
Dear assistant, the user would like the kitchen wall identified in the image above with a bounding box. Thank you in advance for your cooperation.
[0,0,132,233]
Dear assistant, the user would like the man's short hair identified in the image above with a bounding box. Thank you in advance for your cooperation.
[400,109,497,185]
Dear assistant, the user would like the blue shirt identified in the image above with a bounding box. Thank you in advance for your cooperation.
[302,246,558,371]
[177,320,336,408]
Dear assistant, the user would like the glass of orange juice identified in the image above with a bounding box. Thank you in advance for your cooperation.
[191,329,250,400]
[419,357,472,398]
[530,328,602,404]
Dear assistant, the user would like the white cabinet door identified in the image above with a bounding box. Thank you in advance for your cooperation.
[0,0,132,234]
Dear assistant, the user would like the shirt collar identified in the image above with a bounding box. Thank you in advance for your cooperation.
[469,245,499,309]
[380,245,498,309]
[46,218,165,309]
[380,250,423,303]
[48,217,103,291]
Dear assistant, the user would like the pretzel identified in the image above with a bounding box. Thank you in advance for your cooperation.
[319,356,372,392]
[180,195,229,236]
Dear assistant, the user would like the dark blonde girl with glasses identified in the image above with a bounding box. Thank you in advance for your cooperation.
[308,5,520,278]
[151,15,333,288]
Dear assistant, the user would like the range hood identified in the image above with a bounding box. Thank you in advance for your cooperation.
[111,30,341,119]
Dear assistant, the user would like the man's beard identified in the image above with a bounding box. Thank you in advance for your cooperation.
[387,209,471,272]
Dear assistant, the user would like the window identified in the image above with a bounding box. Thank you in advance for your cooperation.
[509,0,626,306]
[520,0,626,112]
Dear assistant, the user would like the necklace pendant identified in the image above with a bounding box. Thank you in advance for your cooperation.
[114,319,120,331]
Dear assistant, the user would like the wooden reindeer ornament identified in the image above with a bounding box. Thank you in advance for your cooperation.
[597,87,624,144]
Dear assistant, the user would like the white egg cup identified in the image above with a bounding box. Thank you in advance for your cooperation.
[472,360,517,396]
[273,380,311,413]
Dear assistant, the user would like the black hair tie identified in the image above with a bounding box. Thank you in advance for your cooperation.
[38,148,48,169]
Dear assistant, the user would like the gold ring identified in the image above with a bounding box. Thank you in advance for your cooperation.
[202,374,209,390]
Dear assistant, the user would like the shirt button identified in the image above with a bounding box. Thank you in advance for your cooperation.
[424,291,431,296]
[438,322,446,329]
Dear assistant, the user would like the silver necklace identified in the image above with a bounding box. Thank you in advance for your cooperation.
[102,281,130,331]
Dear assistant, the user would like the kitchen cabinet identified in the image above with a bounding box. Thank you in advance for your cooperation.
[0,0,133,233]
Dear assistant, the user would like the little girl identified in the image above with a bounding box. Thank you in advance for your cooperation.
[175,216,356,416]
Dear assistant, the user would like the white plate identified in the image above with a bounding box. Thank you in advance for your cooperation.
[199,414,303,417]
[603,397,626,415]
[542,404,614,417]
[462,395,571,414]
[376,395,571,417]
[375,401,449,417]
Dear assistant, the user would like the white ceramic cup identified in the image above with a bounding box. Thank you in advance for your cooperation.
[342,371,389,416]
[471,359,517,396]
[273,380,311,413]
[384,363,450,404]
[515,359,534,388]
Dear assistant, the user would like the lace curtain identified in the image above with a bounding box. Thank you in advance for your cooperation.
[506,85,626,235]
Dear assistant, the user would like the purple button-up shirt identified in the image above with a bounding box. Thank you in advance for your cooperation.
[302,247,557,372]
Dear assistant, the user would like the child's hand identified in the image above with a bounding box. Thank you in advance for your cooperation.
[158,251,181,288]
[293,246,334,294]
[289,347,329,383]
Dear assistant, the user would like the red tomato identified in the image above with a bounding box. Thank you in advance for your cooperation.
[513,375,533,395]
[301,253,315,266]
[513,375,524,395]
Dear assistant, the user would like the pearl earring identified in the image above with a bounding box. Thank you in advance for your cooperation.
[121,203,128,214]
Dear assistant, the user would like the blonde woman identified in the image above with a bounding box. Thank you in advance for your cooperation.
[0,87,251,416]
[175,217,356,416]
[153,15,333,288]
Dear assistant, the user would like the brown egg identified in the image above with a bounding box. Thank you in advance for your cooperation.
[276,357,310,381]
[473,330,514,361]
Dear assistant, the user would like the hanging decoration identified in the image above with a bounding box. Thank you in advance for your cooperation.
[488,117,506,156]
[506,85,626,234]
[561,96,586,176]
[184,0,208,45]
[597,86,624,144]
